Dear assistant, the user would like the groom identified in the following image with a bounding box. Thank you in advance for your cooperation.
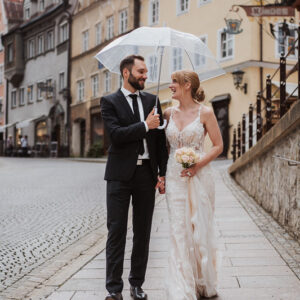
[100,55,168,300]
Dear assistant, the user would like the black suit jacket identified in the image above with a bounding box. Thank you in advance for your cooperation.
[100,89,168,182]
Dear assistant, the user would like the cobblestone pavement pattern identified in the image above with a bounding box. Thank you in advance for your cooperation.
[0,158,106,293]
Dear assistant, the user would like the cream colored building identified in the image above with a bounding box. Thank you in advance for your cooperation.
[70,0,140,156]
[70,0,299,157]
[140,0,299,157]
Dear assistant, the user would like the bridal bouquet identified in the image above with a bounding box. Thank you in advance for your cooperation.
[175,147,200,169]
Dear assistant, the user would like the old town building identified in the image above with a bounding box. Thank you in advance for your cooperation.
[1,0,76,156]
[0,0,24,155]
[70,0,140,157]
[139,0,299,157]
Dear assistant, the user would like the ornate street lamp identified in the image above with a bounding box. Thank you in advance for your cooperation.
[224,5,243,34]
[232,70,247,94]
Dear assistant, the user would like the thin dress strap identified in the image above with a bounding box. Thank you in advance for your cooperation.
[198,103,203,123]
[169,106,175,121]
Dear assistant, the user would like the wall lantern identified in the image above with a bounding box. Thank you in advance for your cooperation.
[232,70,247,94]
[224,5,243,35]
[62,88,70,100]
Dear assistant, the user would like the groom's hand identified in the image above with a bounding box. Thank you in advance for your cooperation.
[156,176,165,194]
[146,108,160,129]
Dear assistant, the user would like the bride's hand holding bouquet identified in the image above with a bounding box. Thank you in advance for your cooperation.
[175,147,201,178]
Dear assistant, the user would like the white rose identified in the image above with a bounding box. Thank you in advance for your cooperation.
[181,155,189,163]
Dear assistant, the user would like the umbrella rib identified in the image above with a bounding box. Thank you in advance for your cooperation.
[185,49,195,71]
[155,46,165,108]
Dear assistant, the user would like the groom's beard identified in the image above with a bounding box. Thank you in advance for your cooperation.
[128,72,145,90]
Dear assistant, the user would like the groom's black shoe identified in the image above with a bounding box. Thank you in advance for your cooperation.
[105,292,123,300]
[130,286,147,300]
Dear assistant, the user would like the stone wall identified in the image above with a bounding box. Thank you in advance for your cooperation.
[229,101,300,241]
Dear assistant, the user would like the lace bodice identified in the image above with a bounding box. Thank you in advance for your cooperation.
[165,105,205,154]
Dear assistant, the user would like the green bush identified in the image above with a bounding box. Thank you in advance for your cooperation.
[87,142,104,158]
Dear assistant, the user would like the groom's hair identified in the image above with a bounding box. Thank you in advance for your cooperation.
[120,55,145,78]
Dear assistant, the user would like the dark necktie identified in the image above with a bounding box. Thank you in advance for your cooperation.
[129,94,145,155]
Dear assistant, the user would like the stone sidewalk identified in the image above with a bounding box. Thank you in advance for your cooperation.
[47,163,300,300]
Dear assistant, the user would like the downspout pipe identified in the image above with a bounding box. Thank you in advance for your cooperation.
[64,2,72,157]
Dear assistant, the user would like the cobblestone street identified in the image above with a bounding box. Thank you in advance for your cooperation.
[0,158,106,294]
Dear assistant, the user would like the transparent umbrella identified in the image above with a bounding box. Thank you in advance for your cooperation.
[95,26,225,128]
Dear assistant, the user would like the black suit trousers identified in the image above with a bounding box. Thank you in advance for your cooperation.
[106,161,156,293]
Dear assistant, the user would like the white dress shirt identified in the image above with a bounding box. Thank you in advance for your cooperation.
[121,87,150,159]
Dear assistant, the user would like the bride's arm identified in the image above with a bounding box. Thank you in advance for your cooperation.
[163,107,172,154]
[195,106,223,171]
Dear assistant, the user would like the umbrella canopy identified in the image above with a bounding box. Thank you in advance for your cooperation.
[95,26,225,83]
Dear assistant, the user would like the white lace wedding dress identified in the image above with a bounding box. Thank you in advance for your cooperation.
[165,105,218,299]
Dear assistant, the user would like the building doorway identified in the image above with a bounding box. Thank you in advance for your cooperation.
[210,94,231,158]
[80,120,86,157]
[51,124,61,155]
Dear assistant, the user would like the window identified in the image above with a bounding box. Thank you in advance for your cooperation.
[91,74,99,98]
[60,21,69,43]
[37,82,43,100]
[27,85,34,103]
[0,65,3,85]
[172,48,183,71]
[104,71,111,93]
[106,16,114,40]
[276,23,297,59]
[11,90,17,108]
[39,0,45,11]
[59,72,65,91]
[46,79,53,98]
[118,74,123,88]
[95,23,102,46]
[77,80,84,102]
[119,9,128,34]
[149,0,159,25]
[177,0,189,14]
[198,0,211,6]
[28,39,35,58]
[47,31,54,50]
[148,55,158,81]
[82,30,89,52]
[7,43,13,63]
[37,35,44,55]
[19,88,25,106]
[25,7,30,20]
[218,29,234,60]
[0,98,3,113]
[195,35,207,68]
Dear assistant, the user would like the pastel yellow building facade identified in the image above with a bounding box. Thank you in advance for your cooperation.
[70,0,299,157]
[140,0,299,157]
[70,0,139,156]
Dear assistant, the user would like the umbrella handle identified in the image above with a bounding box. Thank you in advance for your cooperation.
[154,107,167,130]
[157,119,167,130]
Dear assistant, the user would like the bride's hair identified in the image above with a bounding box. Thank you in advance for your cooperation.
[171,70,205,103]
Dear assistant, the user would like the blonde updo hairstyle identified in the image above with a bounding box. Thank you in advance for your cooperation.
[171,70,205,103]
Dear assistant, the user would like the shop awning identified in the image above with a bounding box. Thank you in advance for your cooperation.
[16,115,46,129]
[0,122,16,132]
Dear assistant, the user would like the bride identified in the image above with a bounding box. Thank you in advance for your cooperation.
[162,70,223,299]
